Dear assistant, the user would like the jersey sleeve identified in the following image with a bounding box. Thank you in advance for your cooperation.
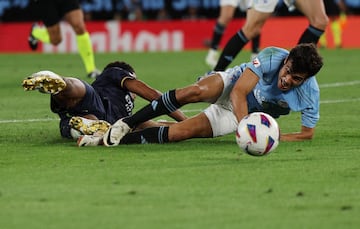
[246,47,289,82]
[100,67,136,89]
[299,82,320,128]
[286,78,320,128]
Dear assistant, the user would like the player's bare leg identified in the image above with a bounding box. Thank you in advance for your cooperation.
[175,73,224,104]
[22,72,87,109]
[102,73,224,147]
[205,5,236,68]
[167,112,213,141]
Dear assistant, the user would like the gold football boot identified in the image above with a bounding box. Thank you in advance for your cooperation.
[22,70,66,94]
[69,116,110,135]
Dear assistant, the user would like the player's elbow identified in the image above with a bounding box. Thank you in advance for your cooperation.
[302,126,315,140]
[280,133,313,142]
[280,127,315,142]
[302,133,314,140]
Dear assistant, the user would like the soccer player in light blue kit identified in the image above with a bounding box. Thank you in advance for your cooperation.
[78,43,323,146]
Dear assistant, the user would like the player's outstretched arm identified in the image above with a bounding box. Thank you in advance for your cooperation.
[230,68,259,122]
[280,126,315,141]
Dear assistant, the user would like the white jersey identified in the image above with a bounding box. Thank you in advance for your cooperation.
[204,46,320,137]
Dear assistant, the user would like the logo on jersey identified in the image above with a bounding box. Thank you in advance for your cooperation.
[140,135,148,144]
[125,95,134,113]
[128,72,137,79]
[253,57,261,68]
[151,100,158,111]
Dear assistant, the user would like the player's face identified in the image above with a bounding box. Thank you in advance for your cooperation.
[278,59,306,91]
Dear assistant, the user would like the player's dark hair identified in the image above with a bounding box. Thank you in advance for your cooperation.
[103,61,135,74]
[288,43,323,78]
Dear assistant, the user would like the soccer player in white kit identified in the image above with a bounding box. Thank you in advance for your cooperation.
[78,43,323,146]
[205,0,261,68]
[213,0,329,71]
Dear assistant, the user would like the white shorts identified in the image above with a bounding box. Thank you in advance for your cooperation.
[203,70,242,137]
[204,104,238,137]
[249,0,279,13]
[220,0,250,11]
[220,0,242,7]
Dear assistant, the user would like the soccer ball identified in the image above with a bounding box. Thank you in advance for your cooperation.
[235,112,280,156]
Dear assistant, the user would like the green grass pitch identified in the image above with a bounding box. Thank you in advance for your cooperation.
[0,49,359,229]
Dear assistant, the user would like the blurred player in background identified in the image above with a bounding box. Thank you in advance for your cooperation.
[78,43,324,147]
[338,0,360,14]
[28,0,100,78]
[213,0,329,71]
[205,0,261,69]
[319,0,346,48]
[22,61,186,142]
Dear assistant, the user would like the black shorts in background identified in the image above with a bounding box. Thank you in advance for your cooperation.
[323,0,340,16]
[31,0,80,27]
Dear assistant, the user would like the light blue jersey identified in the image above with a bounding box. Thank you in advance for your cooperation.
[224,47,320,128]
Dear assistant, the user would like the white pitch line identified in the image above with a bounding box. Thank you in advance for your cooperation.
[320,98,360,104]
[1,97,359,125]
[1,81,359,124]
[319,80,360,88]
[0,118,58,124]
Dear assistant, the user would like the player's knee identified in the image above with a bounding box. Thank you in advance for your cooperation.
[219,15,233,25]
[176,85,203,103]
[186,85,203,101]
[191,84,203,95]
[72,24,86,35]
[50,36,62,46]
[252,27,262,38]
[242,26,261,40]
[310,15,329,31]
